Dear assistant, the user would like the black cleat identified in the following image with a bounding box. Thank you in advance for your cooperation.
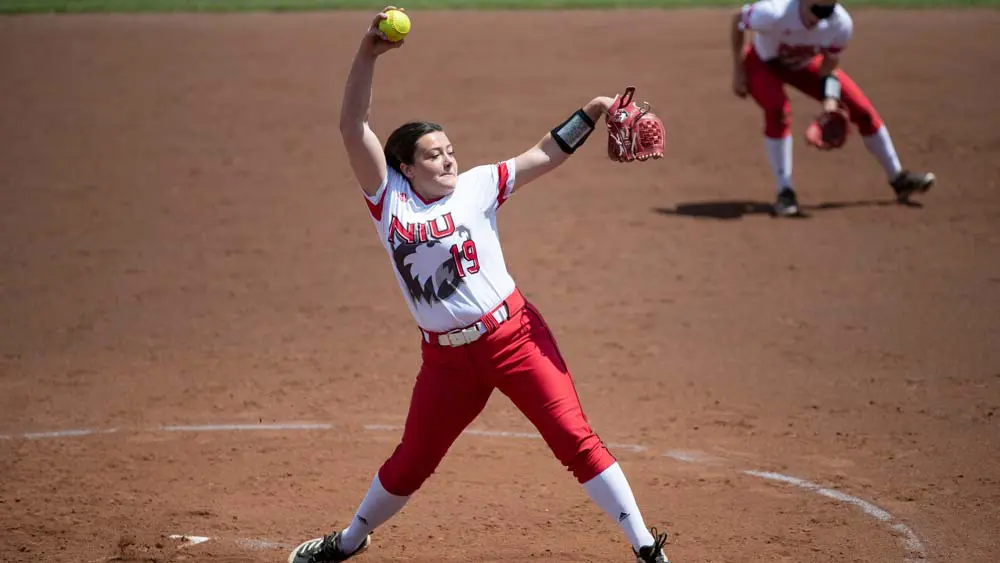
[773,187,801,217]
[288,531,370,563]
[634,527,671,563]
[891,170,935,202]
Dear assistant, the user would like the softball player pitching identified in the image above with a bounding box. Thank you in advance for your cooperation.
[731,0,936,217]
[288,6,669,563]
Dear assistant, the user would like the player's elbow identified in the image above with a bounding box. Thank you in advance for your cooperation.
[732,12,744,31]
[338,117,364,140]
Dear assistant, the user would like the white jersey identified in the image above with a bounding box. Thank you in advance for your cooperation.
[740,0,852,69]
[363,159,518,333]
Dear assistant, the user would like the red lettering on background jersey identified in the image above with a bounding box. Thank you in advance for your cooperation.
[777,43,819,66]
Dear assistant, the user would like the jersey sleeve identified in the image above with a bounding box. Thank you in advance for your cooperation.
[470,158,518,215]
[827,9,853,54]
[739,0,782,33]
[361,167,408,225]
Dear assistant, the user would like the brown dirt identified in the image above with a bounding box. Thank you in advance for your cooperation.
[1,8,999,563]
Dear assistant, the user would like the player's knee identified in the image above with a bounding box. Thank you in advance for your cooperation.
[850,107,883,136]
[377,443,446,496]
[764,108,791,138]
[561,435,616,484]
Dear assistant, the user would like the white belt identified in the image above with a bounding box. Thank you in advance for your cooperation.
[421,304,511,347]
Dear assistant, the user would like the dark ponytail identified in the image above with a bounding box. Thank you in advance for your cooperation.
[384,121,444,176]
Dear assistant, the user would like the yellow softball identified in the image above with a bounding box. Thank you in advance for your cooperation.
[378,9,410,43]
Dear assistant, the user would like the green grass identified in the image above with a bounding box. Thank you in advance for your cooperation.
[1,0,996,13]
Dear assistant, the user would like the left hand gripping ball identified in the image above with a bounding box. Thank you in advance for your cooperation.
[378,10,410,43]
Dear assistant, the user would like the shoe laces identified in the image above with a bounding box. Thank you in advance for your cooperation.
[639,527,669,562]
[309,533,344,562]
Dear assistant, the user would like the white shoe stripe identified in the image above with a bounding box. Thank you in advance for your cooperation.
[293,538,324,555]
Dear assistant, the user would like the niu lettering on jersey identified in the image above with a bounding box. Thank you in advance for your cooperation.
[362,160,518,333]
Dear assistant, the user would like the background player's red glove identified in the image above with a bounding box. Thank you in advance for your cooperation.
[805,108,850,150]
[606,87,665,163]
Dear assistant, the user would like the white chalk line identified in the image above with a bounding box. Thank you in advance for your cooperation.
[1,427,120,440]
[1,421,927,561]
[663,449,723,464]
[160,423,334,432]
[741,470,927,563]
[0,423,331,440]
[235,537,292,550]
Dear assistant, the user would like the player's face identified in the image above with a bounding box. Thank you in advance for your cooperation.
[407,131,459,196]
[806,0,837,20]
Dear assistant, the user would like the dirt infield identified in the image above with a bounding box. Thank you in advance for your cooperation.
[1,8,999,563]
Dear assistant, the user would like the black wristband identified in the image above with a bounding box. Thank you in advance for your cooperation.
[551,109,596,154]
[822,74,841,101]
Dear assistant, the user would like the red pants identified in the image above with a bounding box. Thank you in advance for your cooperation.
[744,47,883,139]
[377,289,616,496]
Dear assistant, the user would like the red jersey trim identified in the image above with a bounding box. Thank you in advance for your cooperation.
[364,187,387,221]
[496,161,511,208]
[411,186,445,205]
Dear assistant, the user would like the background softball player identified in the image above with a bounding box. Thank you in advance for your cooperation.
[731,0,936,217]
[289,6,669,563]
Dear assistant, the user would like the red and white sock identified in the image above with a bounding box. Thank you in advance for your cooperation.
[582,462,656,551]
[862,125,903,180]
[764,135,793,192]
[339,475,410,552]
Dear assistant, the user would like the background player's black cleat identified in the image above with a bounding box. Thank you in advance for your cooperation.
[773,187,800,217]
[891,170,935,202]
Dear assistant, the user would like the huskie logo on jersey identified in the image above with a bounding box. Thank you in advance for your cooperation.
[387,212,481,305]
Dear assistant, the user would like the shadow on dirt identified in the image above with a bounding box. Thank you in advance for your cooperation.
[652,198,920,220]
